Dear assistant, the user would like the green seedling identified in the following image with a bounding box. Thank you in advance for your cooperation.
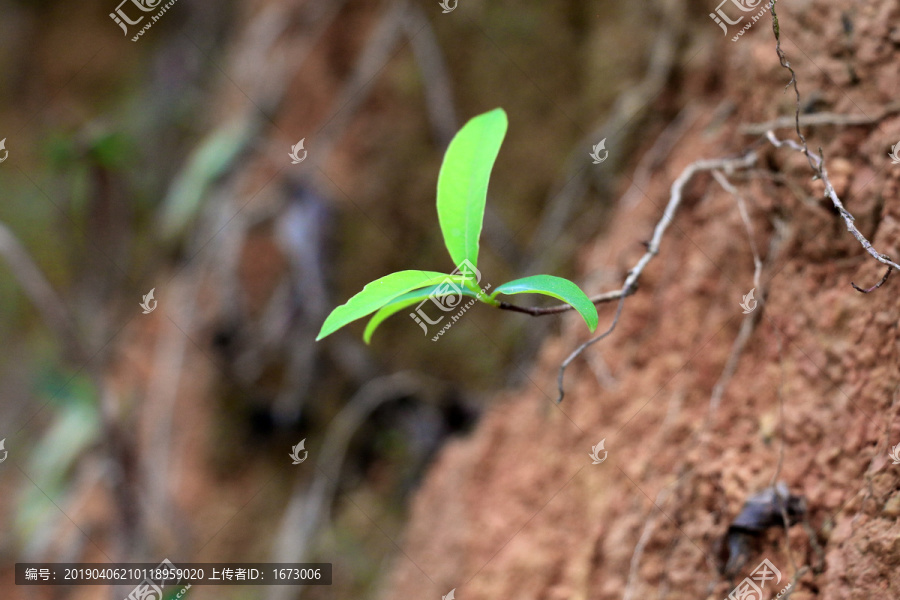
[316,108,598,343]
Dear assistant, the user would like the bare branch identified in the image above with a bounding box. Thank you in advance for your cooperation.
[521,0,688,275]
[740,101,900,135]
[707,174,763,420]
[765,3,900,286]
[528,1,895,402]
[556,295,626,403]
[766,130,900,275]
[402,2,458,147]
[622,487,671,600]
[0,220,84,360]
[502,153,758,319]
[553,152,759,402]
[769,328,800,574]
[628,152,759,294]
[851,265,891,293]
[266,371,442,600]
[497,288,630,316]
[711,169,762,290]
[309,2,408,167]
[768,3,815,172]
[621,104,702,208]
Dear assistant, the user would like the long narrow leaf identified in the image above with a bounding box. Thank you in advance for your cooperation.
[316,271,459,341]
[437,108,508,269]
[492,275,598,332]
[158,119,253,240]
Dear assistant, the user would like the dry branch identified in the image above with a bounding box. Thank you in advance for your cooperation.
[553,152,758,402]
[266,371,443,600]
[765,3,899,289]
[740,101,900,135]
[705,169,773,420]
[542,0,900,402]
[0,219,84,361]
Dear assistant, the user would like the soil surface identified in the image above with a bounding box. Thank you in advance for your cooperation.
[381,2,900,599]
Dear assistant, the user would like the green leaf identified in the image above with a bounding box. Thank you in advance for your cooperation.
[17,373,100,543]
[317,271,464,341]
[492,275,599,332]
[88,132,135,170]
[363,284,485,344]
[437,108,508,269]
[158,118,254,240]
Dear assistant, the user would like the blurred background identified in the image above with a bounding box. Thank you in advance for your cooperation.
[7,0,894,599]
[0,1,685,596]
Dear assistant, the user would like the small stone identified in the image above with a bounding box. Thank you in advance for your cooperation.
[882,493,900,518]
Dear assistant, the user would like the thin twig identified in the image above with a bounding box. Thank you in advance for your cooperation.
[556,295,626,403]
[851,265,891,293]
[778,565,808,600]
[145,275,199,540]
[768,3,814,171]
[521,0,687,275]
[767,9,824,585]
[0,220,84,361]
[309,1,408,167]
[586,352,618,391]
[497,288,629,316]
[766,130,900,278]
[622,487,670,600]
[629,152,753,300]
[766,2,900,288]
[622,104,702,208]
[770,327,788,493]
[266,371,441,600]
[554,152,758,402]
[705,170,770,420]
[709,306,759,421]
[712,170,763,290]
[402,2,458,146]
[853,385,900,528]
[740,101,900,135]
[768,328,805,580]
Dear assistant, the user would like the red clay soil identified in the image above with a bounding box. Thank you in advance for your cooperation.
[381,2,900,599]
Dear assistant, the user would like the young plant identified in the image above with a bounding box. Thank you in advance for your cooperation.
[315,108,599,343]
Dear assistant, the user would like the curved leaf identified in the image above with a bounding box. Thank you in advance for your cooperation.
[437,108,508,269]
[363,285,485,344]
[491,275,598,332]
[316,271,458,341]
[158,119,254,240]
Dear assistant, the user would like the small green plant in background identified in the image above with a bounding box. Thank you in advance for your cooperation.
[316,108,598,343]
